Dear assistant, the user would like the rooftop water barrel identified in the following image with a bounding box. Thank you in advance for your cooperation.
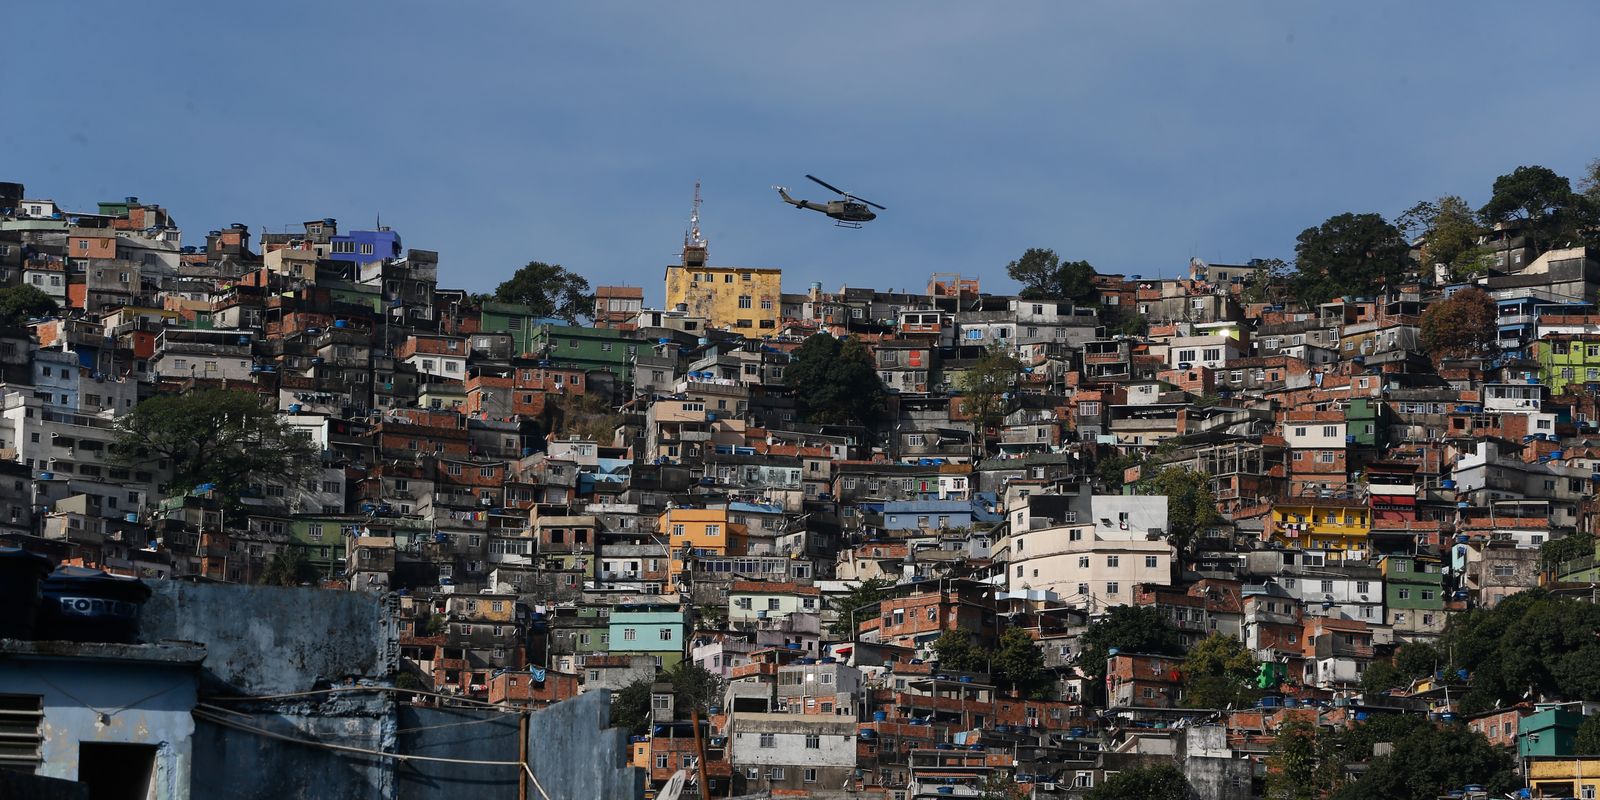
[0,547,52,639]
[38,566,152,643]
[873,711,887,722]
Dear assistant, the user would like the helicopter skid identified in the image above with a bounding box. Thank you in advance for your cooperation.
[834,221,864,229]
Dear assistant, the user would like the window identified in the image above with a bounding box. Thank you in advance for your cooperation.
[805,733,820,749]
[1398,589,1410,600]
[1107,556,1119,567]
[0,694,43,771]
[623,628,637,641]
[759,733,776,748]
[804,768,818,783]
[1078,556,1090,568]
[1106,582,1119,595]
[659,628,673,641]
[1145,556,1158,568]
[738,295,752,309]
[655,754,669,769]
[769,768,785,780]
[1320,580,1334,593]
[1421,590,1434,601]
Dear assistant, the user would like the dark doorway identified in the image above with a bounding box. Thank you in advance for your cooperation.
[77,742,157,800]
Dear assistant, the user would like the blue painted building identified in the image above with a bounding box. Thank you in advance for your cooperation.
[880,499,978,531]
[328,227,402,266]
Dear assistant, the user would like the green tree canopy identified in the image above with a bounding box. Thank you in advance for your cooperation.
[1419,287,1497,360]
[0,284,58,334]
[1290,212,1412,306]
[1441,589,1600,713]
[1265,718,1341,800]
[784,334,887,429]
[1577,712,1600,755]
[1085,763,1190,800]
[1361,641,1442,694]
[259,547,318,587]
[931,628,990,674]
[1182,632,1258,709]
[1137,465,1223,560]
[609,661,725,734]
[828,577,896,638]
[1480,165,1579,254]
[1093,450,1143,493]
[1329,720,1516,800]
[1005,248,1098,303]
[992,627,1050,699]
[1075,605,1183,704]
[959,345,1022,439]
[1409,196,1490,277]
[112,389,320,504]
[492,261,593,323]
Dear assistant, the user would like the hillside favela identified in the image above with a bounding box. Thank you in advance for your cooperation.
[6,163,1600,800]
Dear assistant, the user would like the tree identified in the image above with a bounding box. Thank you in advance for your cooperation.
[932,629,990,674]
[661,660,723,716]
[1577,713,1600,755]
[1005,248,1097,303]
[828,577,896,638]
[784,334,886,429]
[0,285,57,334]
[1075,605,1183,703]
[992,627,1049,698]
[959,345,1022,438]
[259,547,317,587]
[1419,287,1497,360]
[1085,764,1190,800]
[1290,213,1412,305]
[1331,721,1515,800]
[113,389,320,503]
[492,261,592,323]
[1241,258,1291,305]
[610,678,654,734]
[1441,589,1600,713]
[1182,633,1258,709]
[1137,465,1223,561]
[1265,718,1341,800]
[1541,532,1595,569]
[609,662,725,734]
[1362,642,1441,694]
[1480,165,1579,254]
[1093,450,1143,493]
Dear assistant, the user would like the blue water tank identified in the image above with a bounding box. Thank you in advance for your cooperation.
[873,711,887,722]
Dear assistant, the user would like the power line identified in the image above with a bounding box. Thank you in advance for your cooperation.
[192,707,554,800]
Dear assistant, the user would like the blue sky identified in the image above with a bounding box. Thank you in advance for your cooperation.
[6,2,1600,303]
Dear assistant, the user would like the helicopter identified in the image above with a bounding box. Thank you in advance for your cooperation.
[774,174,885,228]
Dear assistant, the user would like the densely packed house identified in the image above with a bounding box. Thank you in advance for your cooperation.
[6,179,1600,800]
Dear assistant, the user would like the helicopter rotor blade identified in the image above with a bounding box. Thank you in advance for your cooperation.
[851,196,887,211]
[805,174,849,197]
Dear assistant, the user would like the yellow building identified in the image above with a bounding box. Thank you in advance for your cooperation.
[1528,756,1600,798]
[661,507,747,580]
[662,203,782,334]
[1268,497,1371,558]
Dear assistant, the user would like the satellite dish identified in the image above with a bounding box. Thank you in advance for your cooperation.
[659,770,689,800]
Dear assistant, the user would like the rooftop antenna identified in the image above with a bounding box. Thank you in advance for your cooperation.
[686,182,705,249]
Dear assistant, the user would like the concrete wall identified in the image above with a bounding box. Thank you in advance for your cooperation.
[0,643,199,800]
[396,706,521,800]
[525,690,644,800]
[141,581,398,694]
[192,707,393,800]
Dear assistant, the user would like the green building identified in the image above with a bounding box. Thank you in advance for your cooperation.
[1520,707,1585,757]
[1381,553,1444,622]
[1538,335,1600,395]
[478,302,548,355]
[607,604,687,668]
[1345,398,1388,447]
[528,322,637,381]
